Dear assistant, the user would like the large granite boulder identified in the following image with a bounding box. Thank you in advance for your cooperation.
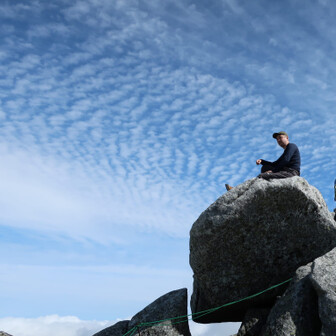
[93,288,191,336]
[190,177,336,323]
[260,247,336,336]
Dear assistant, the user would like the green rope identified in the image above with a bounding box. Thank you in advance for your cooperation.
[122,277,292,336]
[122,326,137,336]
[193,277,293,319]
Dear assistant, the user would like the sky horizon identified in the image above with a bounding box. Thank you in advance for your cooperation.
[1,0,336,335]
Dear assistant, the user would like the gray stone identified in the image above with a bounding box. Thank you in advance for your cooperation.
[132,321,185,336]
[237,308,270,336]
[93,288,191,336]
[310,247,336,335]
[260,247,336,335]
[128,288,191,336]
[260,265,320,335]
[190,177,336,323]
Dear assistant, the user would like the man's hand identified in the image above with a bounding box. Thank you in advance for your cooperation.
[265,170,273,173]
[256,159,262,165]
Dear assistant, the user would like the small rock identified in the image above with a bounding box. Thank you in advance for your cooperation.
[237,308,270,336]
[93,288,191,336]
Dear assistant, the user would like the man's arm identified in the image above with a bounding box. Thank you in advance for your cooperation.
[256,159,273,165]
[256,159,273,173]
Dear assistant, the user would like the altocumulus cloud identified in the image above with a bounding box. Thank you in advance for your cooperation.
[0,50,292,242]
[1,0,336,334]
[1,0,336,245]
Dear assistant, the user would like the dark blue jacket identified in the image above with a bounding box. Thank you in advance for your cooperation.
[261,143,301,173]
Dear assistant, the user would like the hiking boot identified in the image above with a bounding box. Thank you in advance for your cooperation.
[225,184,233,191]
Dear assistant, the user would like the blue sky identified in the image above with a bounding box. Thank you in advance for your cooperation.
[1,0,336,335]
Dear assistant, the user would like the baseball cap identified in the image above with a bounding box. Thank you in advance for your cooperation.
[272,131,288,138]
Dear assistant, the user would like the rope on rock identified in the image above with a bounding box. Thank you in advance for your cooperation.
[122,277,292,336]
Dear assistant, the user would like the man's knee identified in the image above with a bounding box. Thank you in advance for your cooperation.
[261,165,274,173]
[258,172,271,180]
[258,170,296,180]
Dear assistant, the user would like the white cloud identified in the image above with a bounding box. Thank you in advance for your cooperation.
[0,316,241,336]
[0,315,112,336]
[0,145,200,241]
[3,55,298,241]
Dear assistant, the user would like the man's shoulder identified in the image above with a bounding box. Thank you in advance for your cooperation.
[288,142,299,149]
[287,143,300,156]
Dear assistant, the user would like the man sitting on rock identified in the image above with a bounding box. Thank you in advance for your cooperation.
[256,131,301,180]
[225,131,300,190]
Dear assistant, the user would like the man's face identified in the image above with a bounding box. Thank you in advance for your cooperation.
[276,134,289,148]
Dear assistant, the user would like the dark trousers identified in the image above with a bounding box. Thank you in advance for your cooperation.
[258,165,300,180]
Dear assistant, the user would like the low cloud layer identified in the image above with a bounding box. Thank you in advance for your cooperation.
[0,315,240,336]
[0,315,111,336]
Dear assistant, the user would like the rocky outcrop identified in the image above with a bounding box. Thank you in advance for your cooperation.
[0,332,13,336]
[94,176,336,335]
[259,247,336,335]
[93,288,191,336]
[190,177,336,323]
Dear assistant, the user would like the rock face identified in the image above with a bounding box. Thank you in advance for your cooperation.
[93,321,130,336]
[259,247,336,335]
[93,288,191,336]
[190,176,336,323]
